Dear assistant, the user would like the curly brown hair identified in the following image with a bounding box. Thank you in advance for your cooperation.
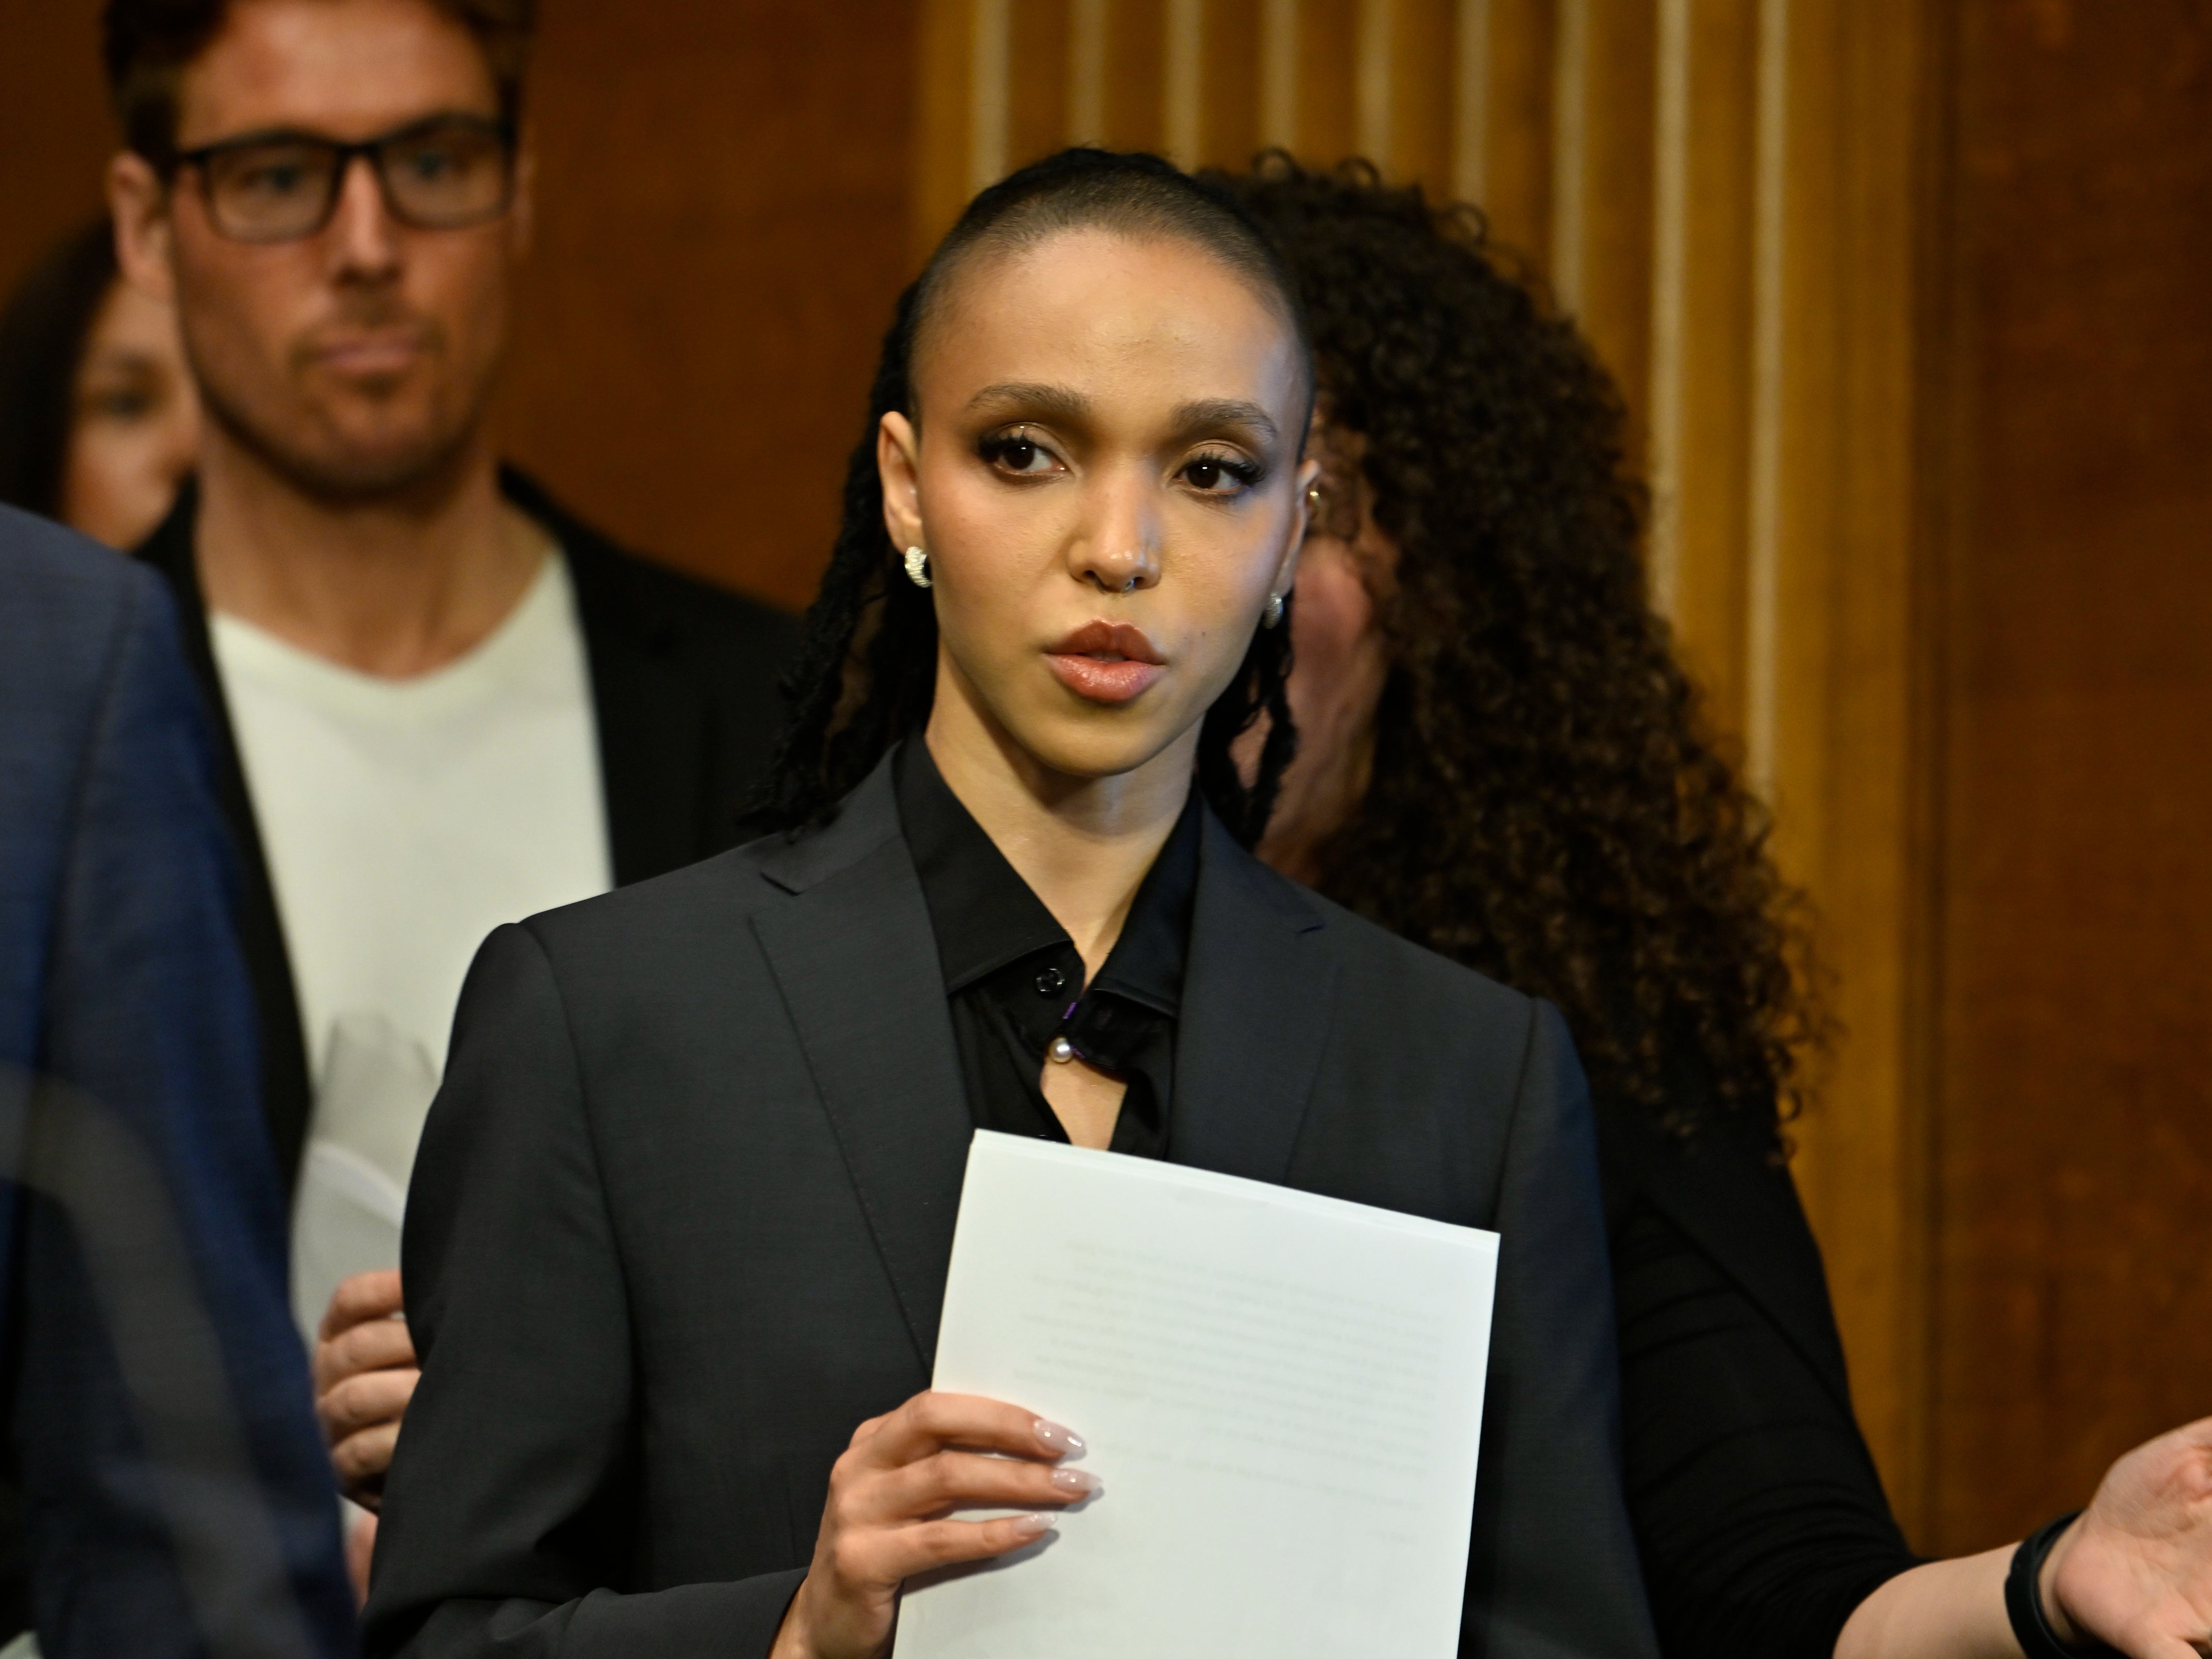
[1220,154,1820,1138]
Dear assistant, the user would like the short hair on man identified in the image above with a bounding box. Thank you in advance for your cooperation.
[103,0,537,167]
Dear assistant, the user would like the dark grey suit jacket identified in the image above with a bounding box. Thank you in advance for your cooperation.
[365,757,1659,1659]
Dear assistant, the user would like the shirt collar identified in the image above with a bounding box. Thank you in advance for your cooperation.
[894,738,1202,1012]
[1087,785,1200,1018]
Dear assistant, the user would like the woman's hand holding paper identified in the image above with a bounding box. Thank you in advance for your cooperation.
[770,1391,1098,1659]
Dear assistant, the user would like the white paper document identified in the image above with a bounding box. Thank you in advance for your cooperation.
[893,1131,1501,1659]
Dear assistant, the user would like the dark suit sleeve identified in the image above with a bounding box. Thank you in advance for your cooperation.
[1462,1000,1661,1659]
[20,565,355,1658]
[364,924,806,1659]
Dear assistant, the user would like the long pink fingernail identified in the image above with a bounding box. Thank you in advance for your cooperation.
[1033,1419,1085,1455]
[1013,1511,1056,1536]
[1050,1467,1100,1495]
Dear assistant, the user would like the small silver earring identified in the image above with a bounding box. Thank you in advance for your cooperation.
[904,546,931,589]
[1262,591,1286,629]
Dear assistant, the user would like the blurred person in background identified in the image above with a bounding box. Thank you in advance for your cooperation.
[0,501,353,1658]
[102,0,798,1588]
[1226,155,2212,1659]
[0,218,200,548]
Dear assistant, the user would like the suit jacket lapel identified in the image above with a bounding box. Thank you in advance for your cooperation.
[1170,813,1336,1186]
[134,488,316,1193]
[518,471,708,887]
[750,762,973,1373]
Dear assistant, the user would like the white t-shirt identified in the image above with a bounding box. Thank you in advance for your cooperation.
[210,555,612,1340]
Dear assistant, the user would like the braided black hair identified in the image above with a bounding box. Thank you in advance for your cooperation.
[753,148,1312,845]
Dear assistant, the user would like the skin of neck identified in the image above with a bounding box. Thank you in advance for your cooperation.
[923,642,1197,985]
[192,406,546,679]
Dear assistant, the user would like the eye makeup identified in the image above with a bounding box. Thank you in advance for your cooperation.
[976,425,1061,477]
[1180,449,1266,494]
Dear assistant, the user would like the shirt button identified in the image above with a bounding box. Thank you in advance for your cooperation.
[1047,1035,1077,1064]
[1035,967,1066,996]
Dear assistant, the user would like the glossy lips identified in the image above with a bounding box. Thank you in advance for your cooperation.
[1044,620,1166,704]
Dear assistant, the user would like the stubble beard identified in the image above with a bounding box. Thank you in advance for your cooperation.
[195,311,497,511]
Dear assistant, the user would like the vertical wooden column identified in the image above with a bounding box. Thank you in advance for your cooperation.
[1556,0,1659,505]
[1753,0,1937,1532]
[1475,0,1558,258]
[1646,0,1759,718]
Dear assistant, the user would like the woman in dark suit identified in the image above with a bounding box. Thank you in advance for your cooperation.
[364,149,1658,1659]
[1220,154,2212,1659]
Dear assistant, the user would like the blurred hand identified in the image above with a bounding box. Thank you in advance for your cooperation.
[769,1391,1099,1659]
[346,1512,377,1606]
[2047,1415,2212,1658]
[314,1269,419,1510]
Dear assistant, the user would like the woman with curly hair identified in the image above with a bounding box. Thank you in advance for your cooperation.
[1221,153,2212,1659]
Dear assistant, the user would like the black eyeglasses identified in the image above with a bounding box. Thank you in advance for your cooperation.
[172,114,517,244]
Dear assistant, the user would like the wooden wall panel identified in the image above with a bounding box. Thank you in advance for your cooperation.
[1293,1,1366,166]
[1646,0,1757,717]
[1366,0,1458,189]
[1104,0,1169,150]
[915,0,978,251]
[1926,0,2212,1556]
[1010,0,1075,176]
[1472,0,1557,257]
[1756,0,1939,1533]
[496,1,915,607]
[1567,0,1657,468]
[1198,0,1266,168]
[0,1,118,305]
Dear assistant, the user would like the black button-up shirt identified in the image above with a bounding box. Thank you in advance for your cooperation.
[894,739,1200,1159]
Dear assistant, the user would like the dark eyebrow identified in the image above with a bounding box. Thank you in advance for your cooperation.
[962,382,1093,420]
[961,385,1281,450]
[1171,398,1281,446]
[178,112,502,158]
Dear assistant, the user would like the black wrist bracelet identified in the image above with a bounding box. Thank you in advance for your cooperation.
[2006,1510,2124,1658]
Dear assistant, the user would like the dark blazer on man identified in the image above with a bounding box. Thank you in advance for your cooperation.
[364,756,1662,1659]
[136,469,801,1189]
[0,507,353,1657]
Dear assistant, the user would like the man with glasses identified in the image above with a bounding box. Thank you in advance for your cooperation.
[102,0,798,1590]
